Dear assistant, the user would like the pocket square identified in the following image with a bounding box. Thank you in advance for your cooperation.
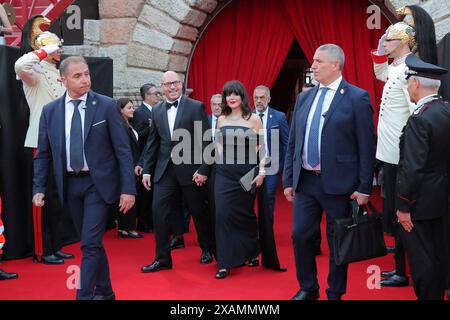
[92,120,106,127]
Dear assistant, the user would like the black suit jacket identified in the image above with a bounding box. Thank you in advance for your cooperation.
[396,98,450,220]
[142,96,211,185]
[131,103,152,155]
[124,122,140,165]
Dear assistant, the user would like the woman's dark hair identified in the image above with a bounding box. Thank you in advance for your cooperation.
[116,98,133,126]
[221,80,252,120]
[408,5,437,65]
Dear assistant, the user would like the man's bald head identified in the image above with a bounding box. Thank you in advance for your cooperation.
[161,71,183,101]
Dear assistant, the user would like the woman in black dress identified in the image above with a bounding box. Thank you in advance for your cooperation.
[116,98,143,238]
[214,81,266,279]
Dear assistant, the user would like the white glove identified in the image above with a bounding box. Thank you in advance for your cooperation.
[376,34,387,56]
[41,44,60,56]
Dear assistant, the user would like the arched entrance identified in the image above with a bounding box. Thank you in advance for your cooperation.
[186,0,392,125]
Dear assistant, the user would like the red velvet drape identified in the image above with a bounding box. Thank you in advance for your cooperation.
[279,0,389,125]
[188,0,390,125]
[187,0,294,107]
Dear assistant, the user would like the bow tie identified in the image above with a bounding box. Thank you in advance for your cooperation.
[166,100,178,109]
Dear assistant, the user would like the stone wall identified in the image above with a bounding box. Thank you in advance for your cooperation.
[63,0,450,101]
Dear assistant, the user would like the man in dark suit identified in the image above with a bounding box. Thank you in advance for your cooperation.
[132,83,161,233]
[283,44,375,300]
[209,93,222,140]
[396,55,449,300]
[141,71,214,272]
[32,56,136,300]
[253,85,289,220]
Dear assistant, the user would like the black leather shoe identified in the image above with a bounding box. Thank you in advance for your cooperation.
[215,269,230,279]
[380,275,409,287]
[93,292,116,300]
[41,254,64,265]
[141,261,172,273]
[200,251,213,264]
[0,269,18,280]
[386,246,396,254]
[170,236,185,250]
[247,258,259,267]
[381,269,396,278]
[118,230,144,238]
[291,290,319,300]
[55,251,75,259]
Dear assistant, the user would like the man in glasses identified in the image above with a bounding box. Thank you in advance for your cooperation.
[133,83,162,233]
[141,71,214,273]
[15,19,74,265]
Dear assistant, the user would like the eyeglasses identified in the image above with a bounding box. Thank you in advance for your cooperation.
[147,91,161,96]
[162,80,182,87]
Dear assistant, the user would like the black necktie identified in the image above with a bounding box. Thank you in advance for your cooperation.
[259,112,264,124]
[70,99,84,173]
[166,100,178,109]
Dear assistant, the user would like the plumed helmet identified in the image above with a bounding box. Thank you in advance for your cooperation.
[385,22,416,49]
[34,31,62,50]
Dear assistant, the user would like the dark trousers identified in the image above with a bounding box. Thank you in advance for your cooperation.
[265,174,279,219]
[117,181,138,231]
[66,175,112,300]
[401,216,448,300]
[152,164,212,265]
[293,171,350,299]
[135,181,153,230]
[28,148,64,256]
[382,162,406,276]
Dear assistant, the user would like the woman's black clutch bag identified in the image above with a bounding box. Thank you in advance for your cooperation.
[239,166,258,193]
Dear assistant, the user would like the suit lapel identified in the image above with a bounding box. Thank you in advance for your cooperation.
[141,103,152,118]
[299,86,319,136]
[322,80,348,130]
[83,91,98,141]
[57,94,67,161]
[173,96,185,131]
[267,107,273,129]
[159,101,171,138]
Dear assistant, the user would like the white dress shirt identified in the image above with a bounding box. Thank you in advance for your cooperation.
[258,107,270,156]
[302,76,342,171]
[167,96,182,137]
[211,115,218,141]
[65,93,89,172]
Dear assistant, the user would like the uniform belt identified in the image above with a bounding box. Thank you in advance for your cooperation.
[67,171,90,177]
[303,169,321,176]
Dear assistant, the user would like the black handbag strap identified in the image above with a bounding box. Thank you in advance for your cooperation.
[350,201,381,226]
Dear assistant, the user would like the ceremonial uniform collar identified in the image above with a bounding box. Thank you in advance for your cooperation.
[413,94,440,114]
[392,53,411,67]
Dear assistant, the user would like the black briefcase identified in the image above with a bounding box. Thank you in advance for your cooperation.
[333,200,387,266]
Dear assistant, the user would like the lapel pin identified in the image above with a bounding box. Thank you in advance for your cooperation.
[92,100,97,105]
[340,89,345,95]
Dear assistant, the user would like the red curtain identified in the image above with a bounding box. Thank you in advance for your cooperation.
[188,0,390,125]
[187,0,294,106]
[279,0,389,124]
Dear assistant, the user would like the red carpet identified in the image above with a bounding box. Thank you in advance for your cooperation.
[0,187,417,300]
